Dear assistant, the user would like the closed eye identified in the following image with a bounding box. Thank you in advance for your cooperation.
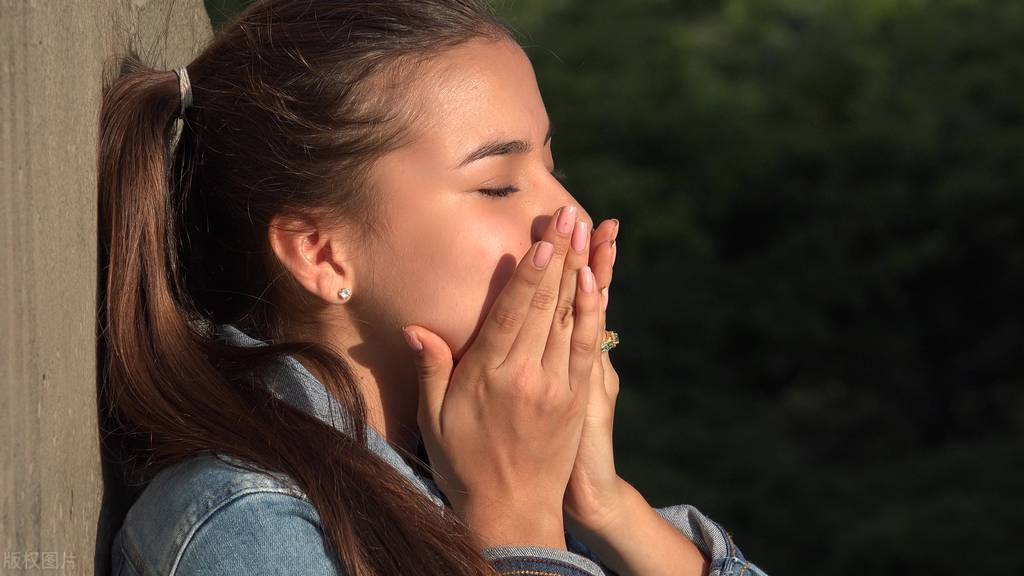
[478,168,569,198]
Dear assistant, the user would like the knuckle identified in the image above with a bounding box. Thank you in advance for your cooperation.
[554,299,575,329]
[504,361,536,391]
[491,306,520,333]
[539,374,569,406]
[551,238,571,259]
[508,369,563,409]
[572,335,597,355]
[529,286,559,311]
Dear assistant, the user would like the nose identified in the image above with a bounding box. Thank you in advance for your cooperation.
[530,168,593,240]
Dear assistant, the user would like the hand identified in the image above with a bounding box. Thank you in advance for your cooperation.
[563,218,625,536]
[403,205,603,550]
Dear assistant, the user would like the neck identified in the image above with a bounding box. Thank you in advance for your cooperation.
[292,323,422,458]
[347,345,422,458]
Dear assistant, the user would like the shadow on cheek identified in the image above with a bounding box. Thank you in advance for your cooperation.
[453,252,518,360]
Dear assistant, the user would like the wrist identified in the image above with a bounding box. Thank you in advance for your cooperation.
[459,498,567,551]
[566,480,709,576]
[566,476,644,546]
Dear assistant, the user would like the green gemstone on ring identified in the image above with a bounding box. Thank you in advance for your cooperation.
[600,330,619,352]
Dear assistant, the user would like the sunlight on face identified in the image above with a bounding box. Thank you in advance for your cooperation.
[366,37,592,359]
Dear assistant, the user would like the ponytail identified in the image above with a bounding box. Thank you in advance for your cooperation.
[97,54,497,576]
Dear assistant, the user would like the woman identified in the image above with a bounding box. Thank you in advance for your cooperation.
[98,1,768,575]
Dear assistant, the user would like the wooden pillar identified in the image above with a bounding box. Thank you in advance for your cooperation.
[0,1,211,573]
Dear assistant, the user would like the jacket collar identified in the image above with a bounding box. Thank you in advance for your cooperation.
[212,323,446,506]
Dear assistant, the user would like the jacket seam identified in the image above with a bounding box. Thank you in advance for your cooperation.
[118,529,152,576]
[489,554,600,576]
[167,488,313,576]
[716,521,736,558]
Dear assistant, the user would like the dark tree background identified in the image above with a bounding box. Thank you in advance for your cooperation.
[206,1,1024,574]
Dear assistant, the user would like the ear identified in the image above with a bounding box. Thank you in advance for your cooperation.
[268,214,352,304]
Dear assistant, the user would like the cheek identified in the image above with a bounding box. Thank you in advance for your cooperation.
[433,240,517,359]
[407,227,524,359]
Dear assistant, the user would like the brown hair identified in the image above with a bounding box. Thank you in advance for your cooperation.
[97,1,516,574]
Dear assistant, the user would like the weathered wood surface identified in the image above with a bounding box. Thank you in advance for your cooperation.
[1,1,211,573]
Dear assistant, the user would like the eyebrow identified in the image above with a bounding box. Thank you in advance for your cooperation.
[456,120,554,169]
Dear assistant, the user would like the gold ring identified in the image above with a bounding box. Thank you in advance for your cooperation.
[600,330,619,352]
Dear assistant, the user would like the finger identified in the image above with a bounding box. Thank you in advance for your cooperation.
[589,219,618,257]
[590,219,618,290]
[568,265,602,396]
[590,239,615,295]
[589,271,606,389]
[598,323,620,413]
[598,283,612,389]
[506,205,577,365]
[599,280,619,403]
[591,277,618,412]
[541,217,591,375]
[470,239,557,368]
[600,340,618,400]
[404,324,454,438]
[593,236,614,400]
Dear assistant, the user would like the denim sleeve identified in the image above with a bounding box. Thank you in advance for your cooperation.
[565,504,770,576]
[483,544,608,575]
[174,491,345,575]
[175,490,610,576]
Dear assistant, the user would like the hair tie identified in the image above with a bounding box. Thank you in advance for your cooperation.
[173,66,192,118]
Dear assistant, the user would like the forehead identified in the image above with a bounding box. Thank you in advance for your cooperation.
[399,37,549,165]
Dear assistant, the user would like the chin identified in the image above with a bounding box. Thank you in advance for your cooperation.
[445,323,480,364]
[449,335,472,364]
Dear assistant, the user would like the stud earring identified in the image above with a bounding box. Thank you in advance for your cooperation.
[338,288,351,301]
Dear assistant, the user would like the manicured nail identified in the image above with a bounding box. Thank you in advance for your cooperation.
[571,220,588,252]
[611,240,617,266]
[557,205,577,235]
[611,219,620,240]
[580,266,595,293]
[402,326,423,352]
[533,241,554,268]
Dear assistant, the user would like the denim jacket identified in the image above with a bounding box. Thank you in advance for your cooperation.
[110,323,768,576]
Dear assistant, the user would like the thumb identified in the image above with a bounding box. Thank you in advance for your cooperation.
[402,325,453,438]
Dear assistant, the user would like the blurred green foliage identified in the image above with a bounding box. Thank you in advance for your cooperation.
[206,1,1024,574]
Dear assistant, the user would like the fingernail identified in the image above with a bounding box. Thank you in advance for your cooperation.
[611,219,620,240]
[601,286,609,311]
[611,240,617,266]
[402,326,423,352]
[571,220,588,252]
[580,266,595,293]
[557,205,577,235]
[533,241,554,268]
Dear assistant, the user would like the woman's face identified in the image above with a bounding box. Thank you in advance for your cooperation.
[362,37,591,360]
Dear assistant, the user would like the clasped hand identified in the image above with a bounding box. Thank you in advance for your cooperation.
[404,205,623,549]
